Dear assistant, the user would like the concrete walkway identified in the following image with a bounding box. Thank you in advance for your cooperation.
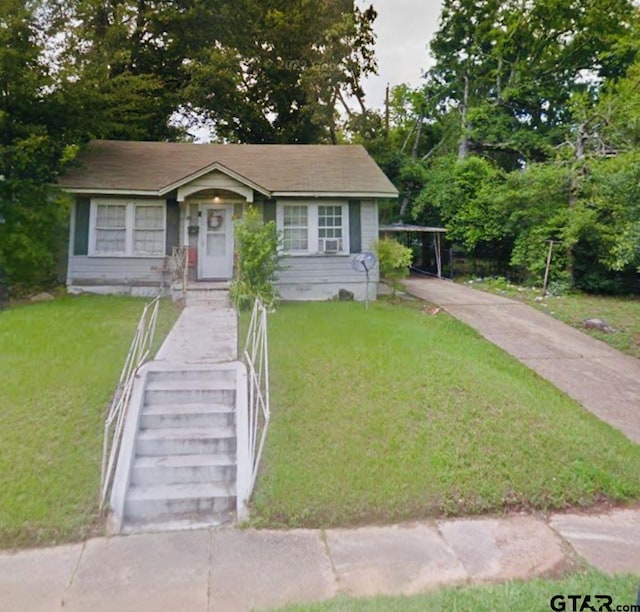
[155,306,238,364]
[2,507,639,612]
[403,277,640,444]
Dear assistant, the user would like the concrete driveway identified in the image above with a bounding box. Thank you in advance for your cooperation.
[403,277,640,444]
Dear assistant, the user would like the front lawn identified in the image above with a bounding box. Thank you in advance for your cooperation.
[250,300,640,527]
[0,295,179,549]
[275,569,640,612]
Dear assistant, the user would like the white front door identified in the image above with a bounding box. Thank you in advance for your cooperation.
[198,204,234,279]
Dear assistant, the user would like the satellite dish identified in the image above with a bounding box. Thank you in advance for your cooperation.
[351,252,377,309]
[351,251,377,273]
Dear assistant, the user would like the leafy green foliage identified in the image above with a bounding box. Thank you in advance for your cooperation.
[361,0,640,294]
[374,238,412,293]
[410,152,639,289]
[0,185,70,292]
[230,207,281,310]
[588,152,640,273]
[428,0,638,166]
[0,2,79,291]
[61,0,379,144]
[415,156,506,250]
[494,163,572,282]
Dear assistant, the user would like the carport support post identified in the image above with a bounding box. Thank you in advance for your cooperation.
[434,233,442,278]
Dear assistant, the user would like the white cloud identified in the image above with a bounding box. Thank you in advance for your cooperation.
[359,0,443,109]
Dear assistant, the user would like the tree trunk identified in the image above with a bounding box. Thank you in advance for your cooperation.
[457,74,470,159]
[384,83,390,142]
[399,114,424,220]
[411,115,423,159]
[329,89,338,145]
[399,195,411,220]
[566,122,589,283]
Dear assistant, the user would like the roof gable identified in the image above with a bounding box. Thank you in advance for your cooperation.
[163,161,271,198]
[58,140,399,198]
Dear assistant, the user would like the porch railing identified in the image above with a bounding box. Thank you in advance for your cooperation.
[99,296,160,511]
[171,246,189,300]
[240,298,271,499]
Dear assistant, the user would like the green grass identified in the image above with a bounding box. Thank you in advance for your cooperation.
[0,294,179,549]
[250,300,640,527]
[274,570,640,611]
[466,277,640,359]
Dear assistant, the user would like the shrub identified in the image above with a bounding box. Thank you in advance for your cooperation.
[374,237,413,294]
[230,206,281,310]
[0,186,70,294]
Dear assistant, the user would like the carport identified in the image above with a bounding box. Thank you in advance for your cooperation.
[379,223,447,278]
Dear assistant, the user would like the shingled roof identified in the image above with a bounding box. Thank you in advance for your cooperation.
[58,140,398,197]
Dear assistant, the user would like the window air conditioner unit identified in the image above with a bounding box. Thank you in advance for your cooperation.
[321,238,341,253]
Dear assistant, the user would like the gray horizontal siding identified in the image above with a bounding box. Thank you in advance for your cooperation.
[68,256,168,285]
[277,256,380,284]
[275,200,380,301]
[361,200,378,250]
[278,281,376,302]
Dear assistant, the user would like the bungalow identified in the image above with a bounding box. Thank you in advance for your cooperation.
[58,140,398,301]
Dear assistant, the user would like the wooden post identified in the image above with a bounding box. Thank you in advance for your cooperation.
[542,240,554,296]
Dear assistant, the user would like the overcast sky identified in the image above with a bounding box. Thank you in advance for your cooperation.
[359,0,444,109]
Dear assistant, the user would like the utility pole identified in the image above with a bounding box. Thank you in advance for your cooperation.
[542,240,554,296]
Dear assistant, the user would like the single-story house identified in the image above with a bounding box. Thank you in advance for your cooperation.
[58,140,398,301]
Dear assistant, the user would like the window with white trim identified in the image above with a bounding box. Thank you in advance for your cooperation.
[95,204,126,253]
[318,205,343,253]
[283,205,308,252]
[134,205,165,255]
[90,199,166,256]
[277,202,349,254]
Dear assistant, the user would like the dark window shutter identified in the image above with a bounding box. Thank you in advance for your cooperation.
[73,197,90,255]
[165,199,180,255]
[263,200,276,223]
[349,200,361,253]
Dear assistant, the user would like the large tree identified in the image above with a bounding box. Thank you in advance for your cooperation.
[0,0,76,290]
[1,0,379,290]
[428,0,638,168]
[58,0,377,143]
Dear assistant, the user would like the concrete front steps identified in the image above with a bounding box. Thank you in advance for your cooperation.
[113,364,243,534]
[171,281,232,308]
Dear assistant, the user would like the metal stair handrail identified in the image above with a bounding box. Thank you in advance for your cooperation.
[99,296,160,511]
[171,246,189,301]
[241,297,271,497]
